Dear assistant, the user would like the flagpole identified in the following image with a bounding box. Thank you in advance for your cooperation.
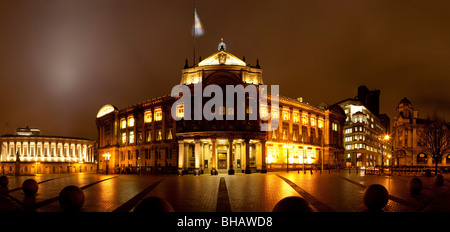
[193,0,196,66]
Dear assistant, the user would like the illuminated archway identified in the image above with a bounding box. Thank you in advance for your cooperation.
[417,153,428,164]
[97,104,116,118]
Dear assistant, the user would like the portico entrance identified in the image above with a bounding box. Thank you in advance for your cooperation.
[217,152,227,170]
[176,132,267,175]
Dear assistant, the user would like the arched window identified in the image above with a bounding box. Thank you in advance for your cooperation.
[417,153,428,164]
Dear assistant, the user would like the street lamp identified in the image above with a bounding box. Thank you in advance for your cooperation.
[103,153,111,174]
[379,134,390,174]
[35,162,40,174]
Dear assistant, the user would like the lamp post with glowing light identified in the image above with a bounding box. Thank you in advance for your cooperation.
[379,134,390,174]
[35,162,40,174]
[103,153,111,174]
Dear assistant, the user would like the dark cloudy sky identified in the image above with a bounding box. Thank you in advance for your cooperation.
[0,0,449,140]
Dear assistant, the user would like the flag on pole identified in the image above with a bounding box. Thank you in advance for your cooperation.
[192,7,204,37]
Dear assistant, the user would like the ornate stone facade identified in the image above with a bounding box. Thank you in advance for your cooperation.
[0,127,96,175]
[392,98,450,167]
[96,41,345,175]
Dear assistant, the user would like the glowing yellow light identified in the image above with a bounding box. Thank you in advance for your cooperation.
[293,111,300,123]
[198,50,246,67]
[154,108,162,121]
[384,135,390,140]
[144,110,152,123]
[120,118,126,129]
[128,116,135,127]
[122,133,126,144]
[177,104,184,118]
[260,104,269,119]
[97,104,115,118]
[302,113,308,124]
[129,131,135,144]
[318,118,324,128]
[282,109,290,121]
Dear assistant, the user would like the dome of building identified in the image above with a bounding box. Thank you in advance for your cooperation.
[180,39,263,86]
[399,98,412,106]
[328,104,346,116]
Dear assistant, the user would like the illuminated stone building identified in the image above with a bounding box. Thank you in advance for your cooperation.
[337,86,392,167]
[96,41,345,175]
[0,127,96,175]
[392,98,450,167]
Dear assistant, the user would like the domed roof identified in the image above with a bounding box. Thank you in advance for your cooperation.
[97,104,117,118]
[328,104,346,116]
[399,98,412,105]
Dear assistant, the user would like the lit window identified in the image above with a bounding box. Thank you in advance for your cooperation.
[332,123,338,131]
[245,106,253,114]
[154,108,162,121]
[282,130,288,140]
[129,131,135,144]
[122,133,127,144]
[260,104,269,119]
[156,130,162,140]
[128,116,135,127]
[293,130,298,141]
[144,110,152,123]
[318,118,324,128]
[167,129,173,140]
[293,111,300,123]
[302,114,308,124]
[121,118,126,129]
[311,117,316,127]
[177,104,184,118]
[227,107,234,116]
[146,131,152,142]
[271,107,279,119]
[282,109,290,121]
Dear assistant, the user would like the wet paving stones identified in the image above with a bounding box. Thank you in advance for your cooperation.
[0,172,448,212]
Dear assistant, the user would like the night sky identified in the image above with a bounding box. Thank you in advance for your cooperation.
[0,0,449,140]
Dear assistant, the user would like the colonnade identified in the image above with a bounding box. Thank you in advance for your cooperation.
[1,141,95,163]
[177,138,267,175]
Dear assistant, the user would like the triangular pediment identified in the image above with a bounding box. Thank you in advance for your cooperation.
[198,50,246,67]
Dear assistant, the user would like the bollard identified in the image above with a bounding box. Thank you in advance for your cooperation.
[22,179,39,196]
[0,176,8,187]
[363,184,389,212]
[59,185,85,212]
[272,196,313,212]
[408,177,423,194]
[434,174,444,186]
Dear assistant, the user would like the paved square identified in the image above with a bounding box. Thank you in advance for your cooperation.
[0,171,449,212]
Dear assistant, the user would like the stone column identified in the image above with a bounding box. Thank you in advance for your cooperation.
[200,143,204,174]
[228,138,234,175]
[245,138,251,174]
[194,139,201,176]
[261,140,267,173]
[177,140,184,176]
[211,138,218,175]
